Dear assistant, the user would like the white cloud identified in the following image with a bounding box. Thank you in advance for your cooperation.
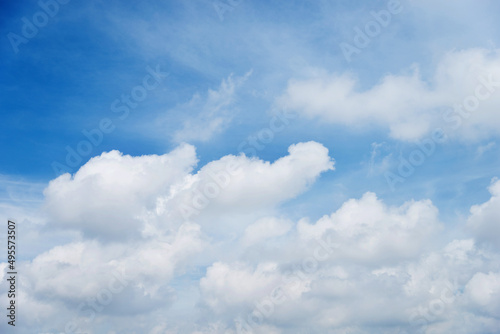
[196,236,499,333]
[150,141,334,236]
[297,192,440,263]
[2,141,334,332]
[278,48,500,141]
[21,221,204,307]
[241,217,292,246]
[467,178,500,246]
[43,144,197,239]
[4,142,500,333]
[195,141,334,210]
[465,271,500,317]
[4,0,500,332]
[200,262,283,313]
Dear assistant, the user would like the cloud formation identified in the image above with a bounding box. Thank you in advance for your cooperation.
[3,143,500,333]
[279,48,500,141]
[3,1,500,333]
[467,178,500,247]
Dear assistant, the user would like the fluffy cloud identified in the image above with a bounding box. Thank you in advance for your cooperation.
[200,262,284,313]
[278,48,500,141]
[197,237,500,333]
[1,142,335,332]
[151,141,334,235]
[43,144,198,239]
[194,141,334,209]
[44,140,332,241]
[18,221,204,321]
[465,271,500,317]
[194,187,500,333]
[241,217,292,247]
[46,141,325,253]
[467,178,500,246]
[3,143,500,333]
[297,192,440,263]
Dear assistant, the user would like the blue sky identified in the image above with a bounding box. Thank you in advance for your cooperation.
[2,0,498,213]
[1,0,500,333]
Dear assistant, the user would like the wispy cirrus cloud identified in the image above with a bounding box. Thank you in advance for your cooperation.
[171,71,252,143]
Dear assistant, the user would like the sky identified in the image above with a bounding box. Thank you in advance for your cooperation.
[1,0,500,333]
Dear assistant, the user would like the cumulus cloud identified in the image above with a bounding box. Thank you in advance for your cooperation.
[465,271,500,317]
[0,142,335,332]
[193,186,500,333]
[3,143,500,333]
[195,141,334,209]
[151,141,334,235]
[278,48,500,141]
[297,192,440,263]
[200,262,284,313]
[43,144,198,239]
[467,178,500,246]
[39,139,334,258]
[16,221,204,330]
[241,217,292,247]
[196,235,500,333]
